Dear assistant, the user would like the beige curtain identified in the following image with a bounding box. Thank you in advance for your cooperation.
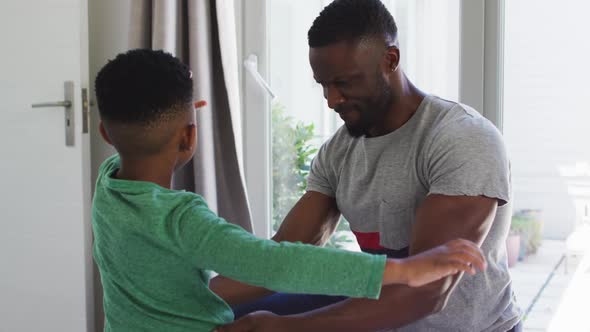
[128,0,252,231]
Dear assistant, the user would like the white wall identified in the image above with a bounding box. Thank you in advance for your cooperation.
[88,1,132,330]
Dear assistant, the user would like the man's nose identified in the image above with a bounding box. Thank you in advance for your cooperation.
[325,86,345,109]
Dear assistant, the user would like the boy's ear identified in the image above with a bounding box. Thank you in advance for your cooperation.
[98,121,113,145]
[179,123,197,152]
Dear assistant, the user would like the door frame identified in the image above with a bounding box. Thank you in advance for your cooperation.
[459,0,505,131]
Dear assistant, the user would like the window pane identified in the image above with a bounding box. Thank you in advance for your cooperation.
[503,0,590,329]
[268,0,460,249]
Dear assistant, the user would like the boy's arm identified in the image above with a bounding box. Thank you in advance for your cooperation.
[186,199,388,299]
[209,191,341,305]
[210,238,484,306]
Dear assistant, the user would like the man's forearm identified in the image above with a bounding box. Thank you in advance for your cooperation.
[286,278,452,332]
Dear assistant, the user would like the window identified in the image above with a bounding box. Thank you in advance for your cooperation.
[502,0,590,329]
[239,0,460,245]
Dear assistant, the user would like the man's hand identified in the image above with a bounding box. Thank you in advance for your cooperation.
[215,311,291,332]
[392,239,487,287]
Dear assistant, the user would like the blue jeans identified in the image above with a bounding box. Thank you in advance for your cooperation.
[233,293,346,318]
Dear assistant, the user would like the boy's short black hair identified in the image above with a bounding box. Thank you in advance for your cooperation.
[308,0,398,48]
[95,49,193,126]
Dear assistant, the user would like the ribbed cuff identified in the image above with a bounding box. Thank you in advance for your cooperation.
[365,254,387,299]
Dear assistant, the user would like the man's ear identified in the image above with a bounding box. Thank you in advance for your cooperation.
[179,123,197,152]
[385,46,400,73]
[98,121,113,145]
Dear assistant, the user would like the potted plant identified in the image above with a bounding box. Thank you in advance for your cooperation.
[517,209,543,256]
[506,209,544,267]
[507,215,528,267]
[511,209,543,260]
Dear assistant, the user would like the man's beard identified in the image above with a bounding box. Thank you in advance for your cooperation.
[345,79,394,138]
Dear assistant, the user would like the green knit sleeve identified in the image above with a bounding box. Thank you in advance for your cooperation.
[177,202,386,299]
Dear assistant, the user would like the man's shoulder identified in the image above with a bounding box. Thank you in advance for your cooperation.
[426,96,484,126]
[425,96,503,144]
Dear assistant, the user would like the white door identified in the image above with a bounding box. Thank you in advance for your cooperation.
[0,0,93,331]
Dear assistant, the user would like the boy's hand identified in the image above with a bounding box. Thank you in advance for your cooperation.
[215,311,294,332]
[387,239,487,287]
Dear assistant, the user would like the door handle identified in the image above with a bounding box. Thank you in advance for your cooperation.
[31,101,72,108]
[31,81,75,147]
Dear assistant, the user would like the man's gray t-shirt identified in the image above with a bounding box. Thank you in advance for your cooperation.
[307,95,521,332]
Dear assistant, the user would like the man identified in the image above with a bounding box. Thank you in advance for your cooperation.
[214,0,521,331]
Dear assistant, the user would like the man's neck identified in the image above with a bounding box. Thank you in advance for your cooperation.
[115,154,177,189]
[368,76,426,137]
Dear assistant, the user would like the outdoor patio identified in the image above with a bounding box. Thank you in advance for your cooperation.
[510,239,590,331]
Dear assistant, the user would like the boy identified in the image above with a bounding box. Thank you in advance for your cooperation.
[92,49,485,332]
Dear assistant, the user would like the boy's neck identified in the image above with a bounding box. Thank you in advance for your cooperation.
[115,155,177,189]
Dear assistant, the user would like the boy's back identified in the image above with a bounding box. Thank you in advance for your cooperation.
[93,155,389,331]
[93,155,232,331]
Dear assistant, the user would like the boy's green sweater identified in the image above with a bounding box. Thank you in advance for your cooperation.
[92,155,386,331]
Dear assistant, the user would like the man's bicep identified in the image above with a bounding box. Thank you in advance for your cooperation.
[410,194,498,254]
[426,117,511,208]
[272,191,341,245]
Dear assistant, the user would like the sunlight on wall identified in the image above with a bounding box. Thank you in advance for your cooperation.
[547,249,590,331]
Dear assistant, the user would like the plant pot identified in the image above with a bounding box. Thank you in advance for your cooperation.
[506,234,521,268]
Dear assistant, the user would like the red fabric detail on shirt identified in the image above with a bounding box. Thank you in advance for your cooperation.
[352,231,387,250]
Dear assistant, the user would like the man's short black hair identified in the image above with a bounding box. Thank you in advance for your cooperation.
[308,0,398,48]
[95,49,193,126]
